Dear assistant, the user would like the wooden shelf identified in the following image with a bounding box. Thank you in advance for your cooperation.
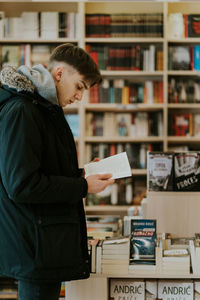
[0,38,78,43]
[85,103,164,112]
[86,37,164,43]
[167,136,200,143]
[0,294,17,299]
[85,205,130,213]
[85,136,163,143]
[101,71,164,76]
[91,273,198,279]
[168,103,200,109]
[168,38,200,43]
[168,70,200,76]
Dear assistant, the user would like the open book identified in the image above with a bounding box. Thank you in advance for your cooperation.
[84,152,132,179]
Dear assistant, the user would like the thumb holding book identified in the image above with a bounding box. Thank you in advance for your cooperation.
[86,173,115,194]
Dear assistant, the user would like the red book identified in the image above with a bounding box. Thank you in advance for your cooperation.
[184,14,188,37]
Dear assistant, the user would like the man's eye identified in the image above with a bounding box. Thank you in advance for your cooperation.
[77,86,83,91]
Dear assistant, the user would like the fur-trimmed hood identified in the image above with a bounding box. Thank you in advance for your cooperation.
[0,64,58,105]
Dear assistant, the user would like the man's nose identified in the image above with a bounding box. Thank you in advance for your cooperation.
[75,90,84,101]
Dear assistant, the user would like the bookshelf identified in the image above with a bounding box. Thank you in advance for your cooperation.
[0,1,200,213]
[1,1,200,299]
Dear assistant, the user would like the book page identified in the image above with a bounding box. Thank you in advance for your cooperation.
[84,152,132,179]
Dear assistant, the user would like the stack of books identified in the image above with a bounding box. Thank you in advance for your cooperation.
[101,237,129,275]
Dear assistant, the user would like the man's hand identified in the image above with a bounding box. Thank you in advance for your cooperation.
[86,173,115,194]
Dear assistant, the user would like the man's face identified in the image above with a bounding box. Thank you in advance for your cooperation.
[53,63,90,107]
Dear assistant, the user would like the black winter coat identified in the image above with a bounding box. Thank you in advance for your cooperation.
[0,85,90,282]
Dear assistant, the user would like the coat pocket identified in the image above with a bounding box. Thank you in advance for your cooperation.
[35,216,82,269]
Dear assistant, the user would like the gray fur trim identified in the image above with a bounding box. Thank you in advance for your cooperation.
[0,65,35,93]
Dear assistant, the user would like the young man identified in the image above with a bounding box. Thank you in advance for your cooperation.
[0,43,114,300]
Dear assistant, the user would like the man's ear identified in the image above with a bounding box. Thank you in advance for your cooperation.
[53,67,64,82]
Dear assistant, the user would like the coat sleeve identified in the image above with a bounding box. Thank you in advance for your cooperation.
[0,101,88,204]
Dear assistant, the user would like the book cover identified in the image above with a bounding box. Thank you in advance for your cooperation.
[109,279,145,300]
[147,152,174,191]
[174,152,200,191]
[194,45,200,71]
[129,219,156,265]
[158,280,193,300]
[188,14,200,37]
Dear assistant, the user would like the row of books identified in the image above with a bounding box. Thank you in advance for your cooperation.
[168,13,200,39]
[0,11,78,39]
[0,44,55,68]
[86,44,163,71]
[168,45,200,71]
[86,13,163,38]
[147,151,200,191]
[86,178,134,207]
[85,111,163,137]
[86,176,146,207]
[168,78,200,103]
[85,143,163,170]
[169,113,200,137]
[86,215,121,241]
[87,219,200,276]
[109,279,200,300]
[89,79,164,104]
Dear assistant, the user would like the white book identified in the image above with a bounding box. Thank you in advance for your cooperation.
[189,239,197,275]
[84,152,132,180]
[21,12,39,39]
[102,254,128,260]
[102,259,128,265]
[102,248,129,255]
[41,12,58,39]
[145,81,154,104]
[96,240,103,274]
[0,12,4,39]
[10,17,22,39]
[110,279,145,300]
[158,280,193,300]
[148,45,155,72]
[24,44,31,68]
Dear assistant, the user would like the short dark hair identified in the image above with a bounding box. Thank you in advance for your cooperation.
[49,43,102,87]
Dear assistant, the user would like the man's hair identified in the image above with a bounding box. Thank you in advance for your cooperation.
[49,43,102,87]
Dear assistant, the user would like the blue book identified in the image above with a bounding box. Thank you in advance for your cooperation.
[129,219,156,265]
[65,114,79,137]
[194,45,200,71]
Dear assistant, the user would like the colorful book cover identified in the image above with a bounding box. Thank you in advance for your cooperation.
[194,45,200,71]
[129,219,156,265]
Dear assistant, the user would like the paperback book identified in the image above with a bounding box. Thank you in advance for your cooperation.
[129,219,156,265]
[147,152,174,191]
[174,152,200,191]
[109,279,145,300]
